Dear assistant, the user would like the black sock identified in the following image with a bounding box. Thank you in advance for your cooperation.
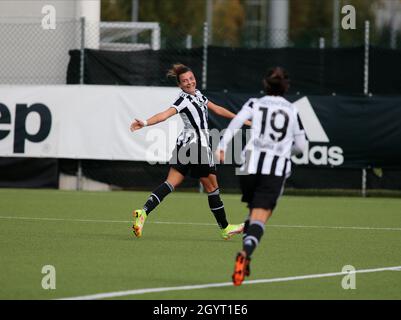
[243,220,265,258]
[143,181,174,215]
[242,216,251,240]
[208,188,228,229]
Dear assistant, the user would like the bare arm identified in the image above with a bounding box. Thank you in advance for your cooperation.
[215,106,253,163]
[207,101,251,126]
[130,107,177,132]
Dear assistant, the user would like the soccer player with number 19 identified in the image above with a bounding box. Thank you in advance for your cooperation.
[217,67,307,285]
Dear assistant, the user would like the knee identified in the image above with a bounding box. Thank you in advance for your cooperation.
[204,185,215,193]
[201,181,218,193]
[166,175,183,189]
[201,177,219,193]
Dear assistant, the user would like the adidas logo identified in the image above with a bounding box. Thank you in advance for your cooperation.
[292,97,344,166]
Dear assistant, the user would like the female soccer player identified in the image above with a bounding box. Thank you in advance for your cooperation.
[216,67,307,285]
[130,63,247,240]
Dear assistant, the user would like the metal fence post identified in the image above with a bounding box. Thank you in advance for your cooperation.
[202,22,208,91]
[199,182,204,194]
[319,37,325,93]
[390,29,397,50]
[186,34,193,49]
[80,16,85,85]
[332,0,340,48]
[77,16,86,191]
[319,37,326,49]
[364,21,370,96]
[206,0,213,45]
[389,1,399,49]
[151,24,161,50]
[200,21,209,192]
[361,21,370,197]
[362,168,367,197]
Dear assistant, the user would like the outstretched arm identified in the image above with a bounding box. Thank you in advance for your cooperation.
[130,107,177,132]
[207,101,251,126]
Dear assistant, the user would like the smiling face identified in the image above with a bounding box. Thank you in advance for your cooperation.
[178,71,197,95]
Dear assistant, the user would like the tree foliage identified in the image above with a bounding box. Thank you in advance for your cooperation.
[101,0,132,22]
[101,0,385,48]
[138,0,204,41]
[212,0,246,47]
[290,0,378,47]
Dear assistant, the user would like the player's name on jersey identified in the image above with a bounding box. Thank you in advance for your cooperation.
[253,138,278,151]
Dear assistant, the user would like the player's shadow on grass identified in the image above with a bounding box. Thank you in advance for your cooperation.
[131,234,243,243]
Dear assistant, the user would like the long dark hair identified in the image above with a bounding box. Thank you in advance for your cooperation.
[263,67,290,96]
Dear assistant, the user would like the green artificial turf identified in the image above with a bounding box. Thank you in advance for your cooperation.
[0,189,400,300]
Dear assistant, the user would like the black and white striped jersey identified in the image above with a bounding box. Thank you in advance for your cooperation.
[172,89,210,148]
[219,95,306,177]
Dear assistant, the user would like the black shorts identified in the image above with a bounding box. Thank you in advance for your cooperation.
[171,163,217,179]
[240,174,286,210]
[169,142,216,179]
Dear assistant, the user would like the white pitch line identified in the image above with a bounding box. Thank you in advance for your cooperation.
[268,224,401,231]
[59,265,401,300]
[0,215,131,224]
[0,215,401,231]
[0,215,215,226]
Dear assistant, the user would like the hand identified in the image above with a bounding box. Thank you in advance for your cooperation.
[130,119,145,132]
[245,120,252,127]
[215,149,225,163]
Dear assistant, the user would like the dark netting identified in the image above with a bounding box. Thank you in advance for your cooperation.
[82,160,198,189]
[0,157,59,188]
[67,46,401,95]
[67,48,203,87]
[56,159,401,194]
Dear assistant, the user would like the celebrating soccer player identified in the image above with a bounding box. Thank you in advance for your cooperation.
[130,63,247,240]
[216,67,307,285]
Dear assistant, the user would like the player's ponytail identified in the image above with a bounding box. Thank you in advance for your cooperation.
[263,67,290,96]
[167,63,192,84]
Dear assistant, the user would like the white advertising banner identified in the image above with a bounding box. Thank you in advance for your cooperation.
[0,85,183,161]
